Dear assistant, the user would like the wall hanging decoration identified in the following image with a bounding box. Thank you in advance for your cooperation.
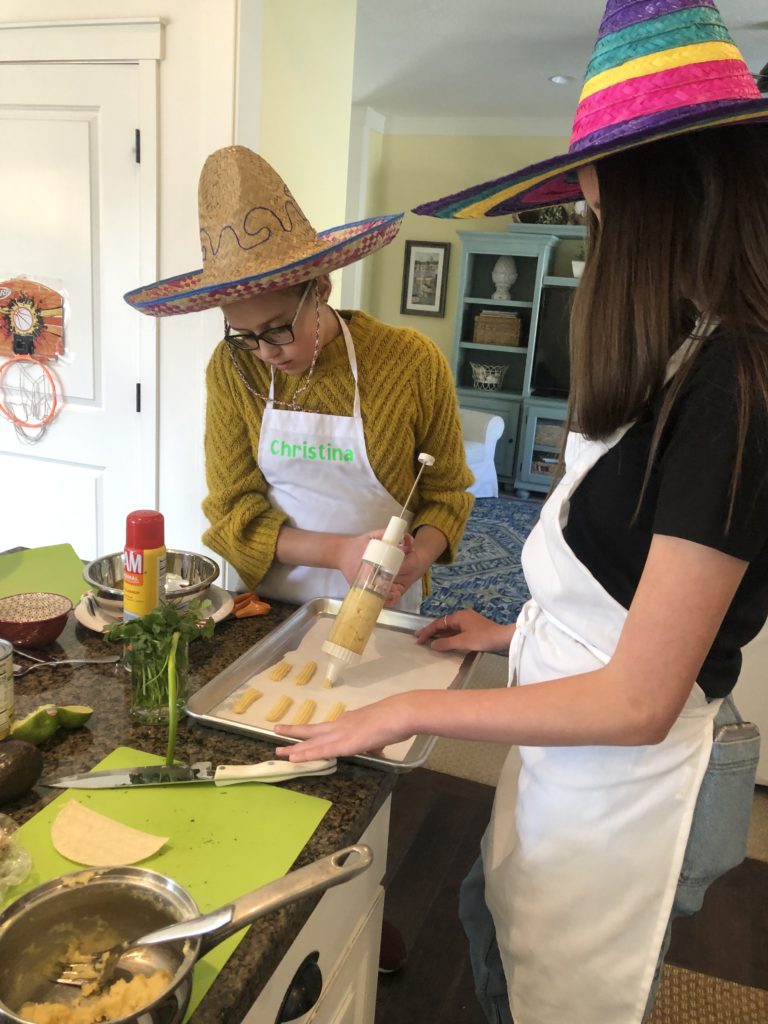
[400,241,450,317]
[0,278,65,443]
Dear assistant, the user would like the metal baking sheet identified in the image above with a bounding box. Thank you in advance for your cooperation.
[186,597,479,772]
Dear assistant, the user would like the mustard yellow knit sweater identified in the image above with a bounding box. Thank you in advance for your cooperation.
[202,310,474,591]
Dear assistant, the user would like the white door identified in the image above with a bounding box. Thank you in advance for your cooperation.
[0,62,155,560]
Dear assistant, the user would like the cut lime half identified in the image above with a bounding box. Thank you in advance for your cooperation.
[57,705,94,730]
[10,705,60,745]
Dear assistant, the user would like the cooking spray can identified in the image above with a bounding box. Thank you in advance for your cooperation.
[123,510,167,620]
[0,639,14,740]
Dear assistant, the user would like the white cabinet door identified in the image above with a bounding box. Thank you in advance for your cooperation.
[306,886,384,1024]
[735,624,768,786]
[0,62,155,559]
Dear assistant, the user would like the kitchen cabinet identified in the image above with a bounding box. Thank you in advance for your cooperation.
[452,224,584,493]
[245,803,389,1023]
[515,399,568,495]
[4,606,397,1024]
[733,623,768,785]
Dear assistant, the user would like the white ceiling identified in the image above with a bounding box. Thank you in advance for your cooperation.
[352,0,768,129]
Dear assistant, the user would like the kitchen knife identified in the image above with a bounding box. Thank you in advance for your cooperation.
[40,758,337,789]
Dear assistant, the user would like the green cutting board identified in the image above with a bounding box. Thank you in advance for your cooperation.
[0,543,87,605]
[4,747,331,1019]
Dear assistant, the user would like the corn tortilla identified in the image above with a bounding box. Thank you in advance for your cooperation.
[51,801,168,866]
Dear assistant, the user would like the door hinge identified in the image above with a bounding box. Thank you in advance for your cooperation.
[135,129,141,164]
[136,383,141,412]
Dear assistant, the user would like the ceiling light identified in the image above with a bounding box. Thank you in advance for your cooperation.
[549,74,574,86]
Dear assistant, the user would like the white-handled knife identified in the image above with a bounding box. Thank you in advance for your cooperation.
[40,758,337,789]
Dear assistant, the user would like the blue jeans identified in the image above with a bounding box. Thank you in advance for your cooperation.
[459,696,760,1024]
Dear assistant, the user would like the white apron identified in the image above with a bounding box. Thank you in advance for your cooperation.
[258,313,421,611]
[482,422,721,1023]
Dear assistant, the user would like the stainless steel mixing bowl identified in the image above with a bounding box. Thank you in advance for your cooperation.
[83,550,220,612]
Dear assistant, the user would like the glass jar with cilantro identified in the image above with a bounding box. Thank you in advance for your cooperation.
[105,599,215,761]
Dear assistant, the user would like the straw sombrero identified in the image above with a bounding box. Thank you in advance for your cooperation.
[414,0,768,219]
[125,147,403,316]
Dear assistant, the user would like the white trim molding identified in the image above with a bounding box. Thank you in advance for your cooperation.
[0,18,164,62]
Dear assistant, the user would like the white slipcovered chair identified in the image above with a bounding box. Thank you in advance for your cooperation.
[459,407,505,498]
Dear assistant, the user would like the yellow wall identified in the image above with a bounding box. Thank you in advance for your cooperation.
[362,132,569,356]
[260,0,356,233]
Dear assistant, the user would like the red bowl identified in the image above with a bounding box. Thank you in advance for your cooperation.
[0,592,73,648]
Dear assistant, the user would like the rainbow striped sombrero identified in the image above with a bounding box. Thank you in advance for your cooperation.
[414,0,768,219]
[125,147,403,317]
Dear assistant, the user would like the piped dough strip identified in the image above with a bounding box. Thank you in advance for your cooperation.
[291,700,317,725]
[324,702,346,722]
[232,688,262,714]
[266,695,293,722]
[268,660,292,682]
[294,660,317,686]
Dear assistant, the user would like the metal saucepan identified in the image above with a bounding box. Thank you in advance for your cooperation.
[0,844,372,1024]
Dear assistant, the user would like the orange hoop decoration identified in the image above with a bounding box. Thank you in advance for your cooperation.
[0,354,59,428]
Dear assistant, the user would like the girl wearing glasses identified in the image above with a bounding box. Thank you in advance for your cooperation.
[125,147,473,610]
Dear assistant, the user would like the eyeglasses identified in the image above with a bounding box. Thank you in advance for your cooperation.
[224,282,312,351]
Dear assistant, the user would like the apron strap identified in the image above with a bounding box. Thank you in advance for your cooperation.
[268,310,362,417]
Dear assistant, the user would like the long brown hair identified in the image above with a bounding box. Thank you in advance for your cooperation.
[567,125,768,525]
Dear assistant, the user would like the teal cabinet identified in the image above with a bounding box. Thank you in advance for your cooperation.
[452,224,584,493]
[515,399,568,494]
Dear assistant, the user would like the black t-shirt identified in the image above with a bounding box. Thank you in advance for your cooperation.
[562,335,768,697]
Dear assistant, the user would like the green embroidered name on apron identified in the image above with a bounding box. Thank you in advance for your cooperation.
[269,438,355,462]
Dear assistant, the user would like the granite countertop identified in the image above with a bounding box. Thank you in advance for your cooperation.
[4,602,397,1023]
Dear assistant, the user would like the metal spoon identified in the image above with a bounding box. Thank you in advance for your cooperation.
[10,646,53,663]
[13,656,121,678]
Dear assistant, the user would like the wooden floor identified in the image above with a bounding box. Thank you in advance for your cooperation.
[376,767,768,1024]
[376,768,493,1024]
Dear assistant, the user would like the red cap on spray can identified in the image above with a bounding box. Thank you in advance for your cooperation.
[126,510,165,549]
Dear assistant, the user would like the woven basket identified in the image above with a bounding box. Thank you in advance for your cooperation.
[535,423,564,448]
[470,362,507,391]
[473,311,522,347]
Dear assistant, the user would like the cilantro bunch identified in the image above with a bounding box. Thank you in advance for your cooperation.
[105,598,215,764]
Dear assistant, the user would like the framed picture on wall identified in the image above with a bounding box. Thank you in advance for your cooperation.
[400,240,450,317]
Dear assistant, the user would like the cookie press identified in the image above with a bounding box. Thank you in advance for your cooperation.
[321,453,435,685]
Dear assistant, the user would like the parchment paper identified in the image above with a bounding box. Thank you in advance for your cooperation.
[214,617,464,761]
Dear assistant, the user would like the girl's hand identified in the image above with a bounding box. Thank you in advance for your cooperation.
[415,608,515,653]
[336,531,414,587]
[385,544,425,606]
[275,694,414,762]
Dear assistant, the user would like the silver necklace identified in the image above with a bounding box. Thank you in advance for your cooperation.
[226,289,323,412]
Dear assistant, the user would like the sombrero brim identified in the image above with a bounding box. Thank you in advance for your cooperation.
[124,212,403,316]
[413,99,768,219]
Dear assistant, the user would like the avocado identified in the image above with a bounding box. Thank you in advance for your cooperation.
[0,739,44,805]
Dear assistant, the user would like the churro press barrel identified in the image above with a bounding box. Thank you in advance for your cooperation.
[321,453,436,684]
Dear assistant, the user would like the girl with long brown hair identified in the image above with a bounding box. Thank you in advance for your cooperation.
[276,3,768,1021]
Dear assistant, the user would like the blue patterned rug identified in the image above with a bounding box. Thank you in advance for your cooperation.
[421,496,542,625]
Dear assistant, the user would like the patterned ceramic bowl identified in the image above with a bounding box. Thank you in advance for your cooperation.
[0,592,73,648]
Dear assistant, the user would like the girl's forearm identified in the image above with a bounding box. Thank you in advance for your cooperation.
[402,667,671,748]
[276,526,347,570]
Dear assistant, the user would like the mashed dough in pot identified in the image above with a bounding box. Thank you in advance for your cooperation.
[18,970,171,1024]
